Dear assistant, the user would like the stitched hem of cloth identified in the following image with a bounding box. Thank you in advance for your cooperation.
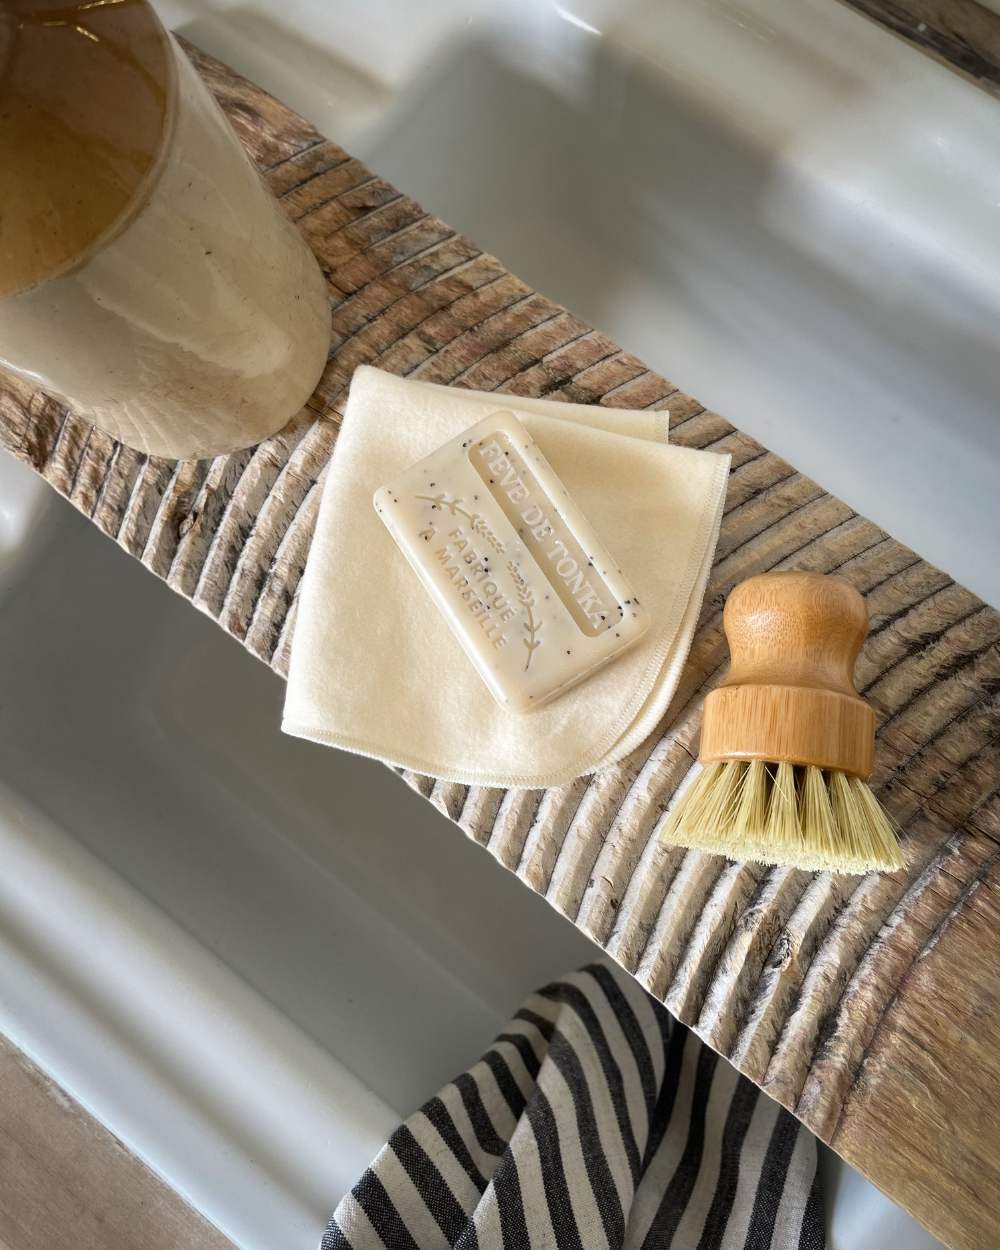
[282,452,730,788]
[281,720,599,788]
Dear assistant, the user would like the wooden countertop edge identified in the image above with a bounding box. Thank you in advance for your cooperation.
[0,1034,234,1250]
[838,0,1000,97]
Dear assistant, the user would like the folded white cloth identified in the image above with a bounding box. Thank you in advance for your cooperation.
[282,366,729,788]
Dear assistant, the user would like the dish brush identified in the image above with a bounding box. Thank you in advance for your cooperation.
[661,570,903,874]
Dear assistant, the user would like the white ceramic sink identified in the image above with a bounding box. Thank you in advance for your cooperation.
[0,476,605,1248]
[0,467,942,1250]
[3,0,979,1246]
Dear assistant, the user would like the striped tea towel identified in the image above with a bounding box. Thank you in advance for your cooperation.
[324,964,823,1249]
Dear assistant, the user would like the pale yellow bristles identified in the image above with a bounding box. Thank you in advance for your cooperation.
[660,760,744,847]
[765,761,802,850]
[661,759,903,874]
[800,765,838,864]
[830,770,905,874]
[730,759,769,843]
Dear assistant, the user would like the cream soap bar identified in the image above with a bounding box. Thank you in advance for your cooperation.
[373,410,650,712]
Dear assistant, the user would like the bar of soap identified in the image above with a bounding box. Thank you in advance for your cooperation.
[373,410,649,712]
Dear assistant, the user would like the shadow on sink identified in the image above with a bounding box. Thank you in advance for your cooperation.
[174,4,392,137]
[0,507,602,1115]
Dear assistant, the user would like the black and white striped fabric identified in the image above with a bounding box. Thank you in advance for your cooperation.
[324,964,823,1250]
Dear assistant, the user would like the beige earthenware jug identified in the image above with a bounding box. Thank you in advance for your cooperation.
[0,0,330,459]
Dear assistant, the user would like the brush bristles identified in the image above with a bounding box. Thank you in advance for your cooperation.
[661,761,903,874]
[731,759,768,842]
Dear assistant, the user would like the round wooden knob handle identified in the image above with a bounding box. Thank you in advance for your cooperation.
[700,571,875,777]
[722,571,868,698]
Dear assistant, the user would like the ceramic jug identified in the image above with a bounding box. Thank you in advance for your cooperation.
[0,0,331,459]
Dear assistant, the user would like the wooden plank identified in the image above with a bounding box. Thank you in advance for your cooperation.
[0,1034,233,1250]
[839,0,1000,95]
[1,41,998,1249]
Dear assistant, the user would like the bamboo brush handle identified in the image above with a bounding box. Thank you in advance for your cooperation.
[699,571,875,777]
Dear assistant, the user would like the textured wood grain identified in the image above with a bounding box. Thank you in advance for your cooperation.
[2,43,998,1250]
[0,1034,233,1250]
[840,0,1000,95]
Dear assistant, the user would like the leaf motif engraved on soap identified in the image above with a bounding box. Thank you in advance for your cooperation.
[507,560,542,671]
[416,491,474,522]
[416,494,505,555]
[521,601,541,671]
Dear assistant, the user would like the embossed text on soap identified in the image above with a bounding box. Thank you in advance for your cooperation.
[469,431,621,638]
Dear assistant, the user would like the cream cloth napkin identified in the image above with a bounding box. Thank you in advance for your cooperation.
[282,366,730,788]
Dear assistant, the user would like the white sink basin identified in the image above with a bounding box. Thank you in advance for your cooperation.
[0,498,603,1248]
[0,490,943,1250]
[4,0,972,1246]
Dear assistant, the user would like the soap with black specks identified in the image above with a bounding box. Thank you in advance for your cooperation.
[373,410,649,712]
